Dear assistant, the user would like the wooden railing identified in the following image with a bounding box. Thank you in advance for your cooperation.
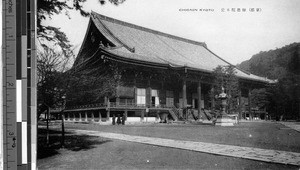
[108,102,173,109]
[66,103,106,110]
[66,102,175,110]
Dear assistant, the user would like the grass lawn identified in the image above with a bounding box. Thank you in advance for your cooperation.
[37,121,300,169]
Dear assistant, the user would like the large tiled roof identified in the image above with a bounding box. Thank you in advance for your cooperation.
[87,11,275,84]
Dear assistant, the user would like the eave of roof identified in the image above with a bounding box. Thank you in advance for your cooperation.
[84,11,275,84]
[90,11,208,48]
[102,47,276,84]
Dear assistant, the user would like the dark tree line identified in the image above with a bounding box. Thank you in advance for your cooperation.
[238,43,300,120]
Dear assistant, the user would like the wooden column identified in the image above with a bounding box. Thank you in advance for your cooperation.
[238,89,242,120]
[248,89,252,120]
[98,110,102,122]
[79,112,82,122]
[85,111,88,121]
[161,81,165,107]
[116,84,120,106]
[197,81,202,115]
[134,79,137,106]
[106,109,110,121]
[107,97,110,121]
[141,110,145,122]
[182,79,187,108]
[146,79,151,107]
[211,87,215,109]
[91,111,95,122]
[124,110,128,121]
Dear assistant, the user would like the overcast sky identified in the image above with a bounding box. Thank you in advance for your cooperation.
[42,0,300,65]
[2,0,300,65]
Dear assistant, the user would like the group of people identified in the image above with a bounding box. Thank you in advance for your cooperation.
[112,114,126,125]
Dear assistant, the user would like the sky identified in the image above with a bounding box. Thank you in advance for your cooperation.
[42,0,300,65]
[1,0,300,66]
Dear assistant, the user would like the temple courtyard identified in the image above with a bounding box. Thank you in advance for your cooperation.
[37,121,300,169]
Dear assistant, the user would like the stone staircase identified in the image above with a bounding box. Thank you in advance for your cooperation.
[201,109,214,120]
[191,110,198,120]
[168,107,179,121]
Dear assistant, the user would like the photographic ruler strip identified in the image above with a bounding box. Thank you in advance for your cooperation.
[2,0,36,169]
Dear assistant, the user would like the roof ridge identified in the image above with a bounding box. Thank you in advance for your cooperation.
[91,11,207,47]
[203,46,253,75]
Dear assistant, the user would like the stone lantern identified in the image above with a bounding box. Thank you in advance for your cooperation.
[215,87,234,126]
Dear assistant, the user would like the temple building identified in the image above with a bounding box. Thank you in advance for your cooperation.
[63,11,274,123]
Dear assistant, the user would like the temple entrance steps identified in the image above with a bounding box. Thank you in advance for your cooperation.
[168,108,179,121]
[190,110,198,120]
[201,109,214,121]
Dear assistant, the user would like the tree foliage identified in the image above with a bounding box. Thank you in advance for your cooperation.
[37,48,69,115]
[238,42,300,119]
[37,0,126,114]
[238,42,300,79]
[212,65,239,114]
[65,60,122,107]
[250,88,270,109]
[37,0,125,57]
[37,47,122,115]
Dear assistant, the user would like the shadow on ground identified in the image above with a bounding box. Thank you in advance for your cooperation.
[37,128,111,159]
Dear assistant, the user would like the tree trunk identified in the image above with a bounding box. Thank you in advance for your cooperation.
[61,112,65,148]
[298,100,300,120]
[46,107,50,146]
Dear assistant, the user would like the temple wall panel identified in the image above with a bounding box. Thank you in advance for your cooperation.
[117,85,135,98]
[159,89,166,105]
[110,72,217,109]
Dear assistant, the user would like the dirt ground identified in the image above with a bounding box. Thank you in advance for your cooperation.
[37,121,300,169]
[65,121,300,152]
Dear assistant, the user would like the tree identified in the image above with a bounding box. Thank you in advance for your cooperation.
[267,73,300,120]
[37,0,126,57]
[37,48,70,117]
[238,43,300,120]
[37,46,122,114]
[52,43,122,107]
[37,0,126,114]
[212,65,239,114]
[64,61,122,107]
[250,88,270,109]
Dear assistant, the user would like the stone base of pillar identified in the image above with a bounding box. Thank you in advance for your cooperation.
[99,112,102,122]
[79,113,82,122]
[155,112,160,122]
[66,113,70,121]
[140,110,145,122]
[215,115,235,126]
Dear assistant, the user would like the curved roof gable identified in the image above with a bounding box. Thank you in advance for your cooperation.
[88,11,275,84]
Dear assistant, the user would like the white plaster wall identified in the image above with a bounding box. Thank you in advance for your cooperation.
[126,117,141,122]
[126,117,157,123]
[142,117,157,122]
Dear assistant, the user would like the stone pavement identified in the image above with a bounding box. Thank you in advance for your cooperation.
[279,121,300,133]
[72,129,300,166]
